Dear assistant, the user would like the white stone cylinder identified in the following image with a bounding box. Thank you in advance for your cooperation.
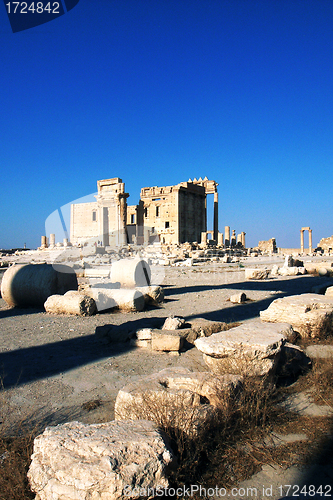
[1,264,78,307]
[110,258,151,288]
[44,291,96,316]
[90,288,145,312]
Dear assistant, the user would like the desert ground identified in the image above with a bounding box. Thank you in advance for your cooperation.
[1,251,333,498]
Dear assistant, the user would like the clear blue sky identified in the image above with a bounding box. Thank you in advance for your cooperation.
[1,0,333,249]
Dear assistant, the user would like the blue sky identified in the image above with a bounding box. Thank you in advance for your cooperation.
[1,0,333,249]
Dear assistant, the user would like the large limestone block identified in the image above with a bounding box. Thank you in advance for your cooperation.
[27,420,174,500]
[278,266,306,276]
[162,316,185,330]
[245,268,269,280]
[1,263,78,307]
[260,293,333,338]
[115,368,242,427]
[325,286,333,297]
[195,322,290,376]
[110,258,151,288]
[44,291,97,316]
[151,330,184,351]
[89,288,145,312]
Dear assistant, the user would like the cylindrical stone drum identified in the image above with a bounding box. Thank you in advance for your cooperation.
[1,264,78,307]
[110,259,151,288]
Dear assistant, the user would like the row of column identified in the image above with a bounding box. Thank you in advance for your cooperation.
[300,228,312,254]
[41,235,70,248]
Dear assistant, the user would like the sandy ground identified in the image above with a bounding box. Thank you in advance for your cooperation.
[1,253,333,497]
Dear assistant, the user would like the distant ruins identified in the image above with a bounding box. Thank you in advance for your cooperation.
[67,177,246,249]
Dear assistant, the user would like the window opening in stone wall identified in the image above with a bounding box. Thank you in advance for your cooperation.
[131,214,135,224]
[156,206,160,217]
[92,211,97,222]
[165,221,170,228]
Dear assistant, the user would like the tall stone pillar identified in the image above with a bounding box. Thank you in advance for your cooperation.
[201,232,207,246]
[300,230,304,254]
[63,238,68,247]
[309,229,313,253]
[213,192,218,241]
[41,236,47,249]
[217,232,224,247]
[119,196,127,246]
[225,226,230,247]
[49,233,55,248]
[231,230,236,247]
[241,232,246,248]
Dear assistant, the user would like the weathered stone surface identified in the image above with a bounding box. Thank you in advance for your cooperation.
[195,321,290,376]
[187,318,229,338]
[278,266,306,276]
[260,293,333,338]
[115,368,242,423]
[84,268,110,278]
[44,291,97,316]
[1,263,78,307]
[151,330,183,351]
[136,328,153,340]
[110,258,151,288]
[245,268,269,280]
[136,285,164,304]
[230,292,247,303]
[162,316,185,330]
[89,288,145,312]
[325,286,333,297]
[27,420,174,500]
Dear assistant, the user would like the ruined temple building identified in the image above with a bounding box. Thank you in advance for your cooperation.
[69,177,221,247]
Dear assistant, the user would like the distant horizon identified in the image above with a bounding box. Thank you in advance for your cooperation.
[1,1,333,250]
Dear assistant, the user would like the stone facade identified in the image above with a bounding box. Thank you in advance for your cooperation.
[317,235,333,252]
[70,178,129,246]
[70,176,219,246]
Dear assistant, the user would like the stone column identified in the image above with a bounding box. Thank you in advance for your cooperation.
[309,229,312,253]
[241,232,246,248]
[231,230,236,247]
[300,229,304,254]
[119,196,127,246]
[225,226,230,247]
[201,232,207,246]
[213,192,218,241]
[41,236,47,249]
[63,238,68,247]
[49,233,55,248]
[217,232,224,247]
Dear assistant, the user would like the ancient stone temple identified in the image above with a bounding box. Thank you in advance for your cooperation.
[70,178,129,246]
[69,177,219,246]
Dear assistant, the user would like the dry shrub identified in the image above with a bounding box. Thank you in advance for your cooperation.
[119,374,284,492]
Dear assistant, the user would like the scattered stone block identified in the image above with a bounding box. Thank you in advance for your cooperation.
[325,286,333,297]
[136,328,153,340]
[110,258,151,287]
[195,321,290,377]
[245,268,269,280]
[151,330,184,351]
[44,291,96,316]
[278,266,306,276]
[136,285,164,304]
[230,292,247,303]
[260,293,333,338]
[84,268,110,278]
[162,316,185,330]
[187,318,229,338]
[27,420,174,500]
[1,263,78,308]
[115,368,242,429]
[89,288,145,312]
